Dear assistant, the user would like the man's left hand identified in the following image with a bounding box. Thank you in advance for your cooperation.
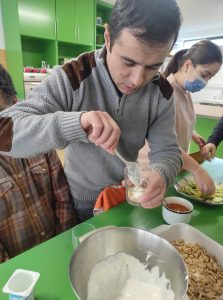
[139,170,166,208]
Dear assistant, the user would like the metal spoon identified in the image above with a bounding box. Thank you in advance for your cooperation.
[114,149,141,186]
[163,198,168,207]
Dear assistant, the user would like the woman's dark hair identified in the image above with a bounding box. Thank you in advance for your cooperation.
[108,0,182,49]
[163,40,223,78]
[0,64,17,104]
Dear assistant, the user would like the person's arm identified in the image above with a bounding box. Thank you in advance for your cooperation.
[192,131,206,148]
[147,94,182,186]
[200,116,223,160]
[0,65,120,157]
[140,93,182,208]
[181,148,215,195]
[207,116,223,147]
[0,241,9,263]
[0,66,87,157]
[46,151,77,233]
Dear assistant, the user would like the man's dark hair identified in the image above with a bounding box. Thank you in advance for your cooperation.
[0,64,17,104]
[108,0,182,49]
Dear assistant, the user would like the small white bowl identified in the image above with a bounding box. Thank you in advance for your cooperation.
[162,196,193,225]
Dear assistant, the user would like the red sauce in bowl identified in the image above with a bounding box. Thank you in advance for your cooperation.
[166,203,189,213]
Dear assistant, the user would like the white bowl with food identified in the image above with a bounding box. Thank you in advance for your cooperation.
[162,196,193,225]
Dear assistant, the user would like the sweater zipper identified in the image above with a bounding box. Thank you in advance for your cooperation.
[115,95,126,118]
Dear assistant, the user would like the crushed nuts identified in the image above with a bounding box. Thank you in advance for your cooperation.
[171,239,223,300]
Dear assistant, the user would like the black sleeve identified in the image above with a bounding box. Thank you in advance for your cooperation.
[207,116,223,147]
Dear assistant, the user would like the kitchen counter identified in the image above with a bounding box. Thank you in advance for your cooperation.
[1,161,223,299]
[194,103,223,119]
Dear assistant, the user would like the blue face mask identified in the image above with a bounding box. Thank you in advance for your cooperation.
[184,66,207,93]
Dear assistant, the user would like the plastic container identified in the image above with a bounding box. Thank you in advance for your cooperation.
[2,269,40,300]
[124,166,148,206]
[151,223,223,267]
[151,223,223,300]
[71,223,96,248]
[72,225,117,248]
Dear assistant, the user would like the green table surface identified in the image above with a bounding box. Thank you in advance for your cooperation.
[1,159,223,299]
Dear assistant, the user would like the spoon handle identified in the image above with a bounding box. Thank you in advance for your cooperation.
[114,149,128,165]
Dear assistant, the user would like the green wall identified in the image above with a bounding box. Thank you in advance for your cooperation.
[190,116,223,159]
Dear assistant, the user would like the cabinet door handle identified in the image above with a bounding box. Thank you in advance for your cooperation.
[78,26,80,40]
[54,21,57,37]
[74,25,77,40]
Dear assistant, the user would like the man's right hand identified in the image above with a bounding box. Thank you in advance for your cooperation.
[80,111,121,154]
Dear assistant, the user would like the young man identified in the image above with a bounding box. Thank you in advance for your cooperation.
[0,0,182,222]
[0,64,77,262]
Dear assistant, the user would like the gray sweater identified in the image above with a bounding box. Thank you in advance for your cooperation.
[0,48,182,204]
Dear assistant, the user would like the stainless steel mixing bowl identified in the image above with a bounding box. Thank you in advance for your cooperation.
[69,227,188,300]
